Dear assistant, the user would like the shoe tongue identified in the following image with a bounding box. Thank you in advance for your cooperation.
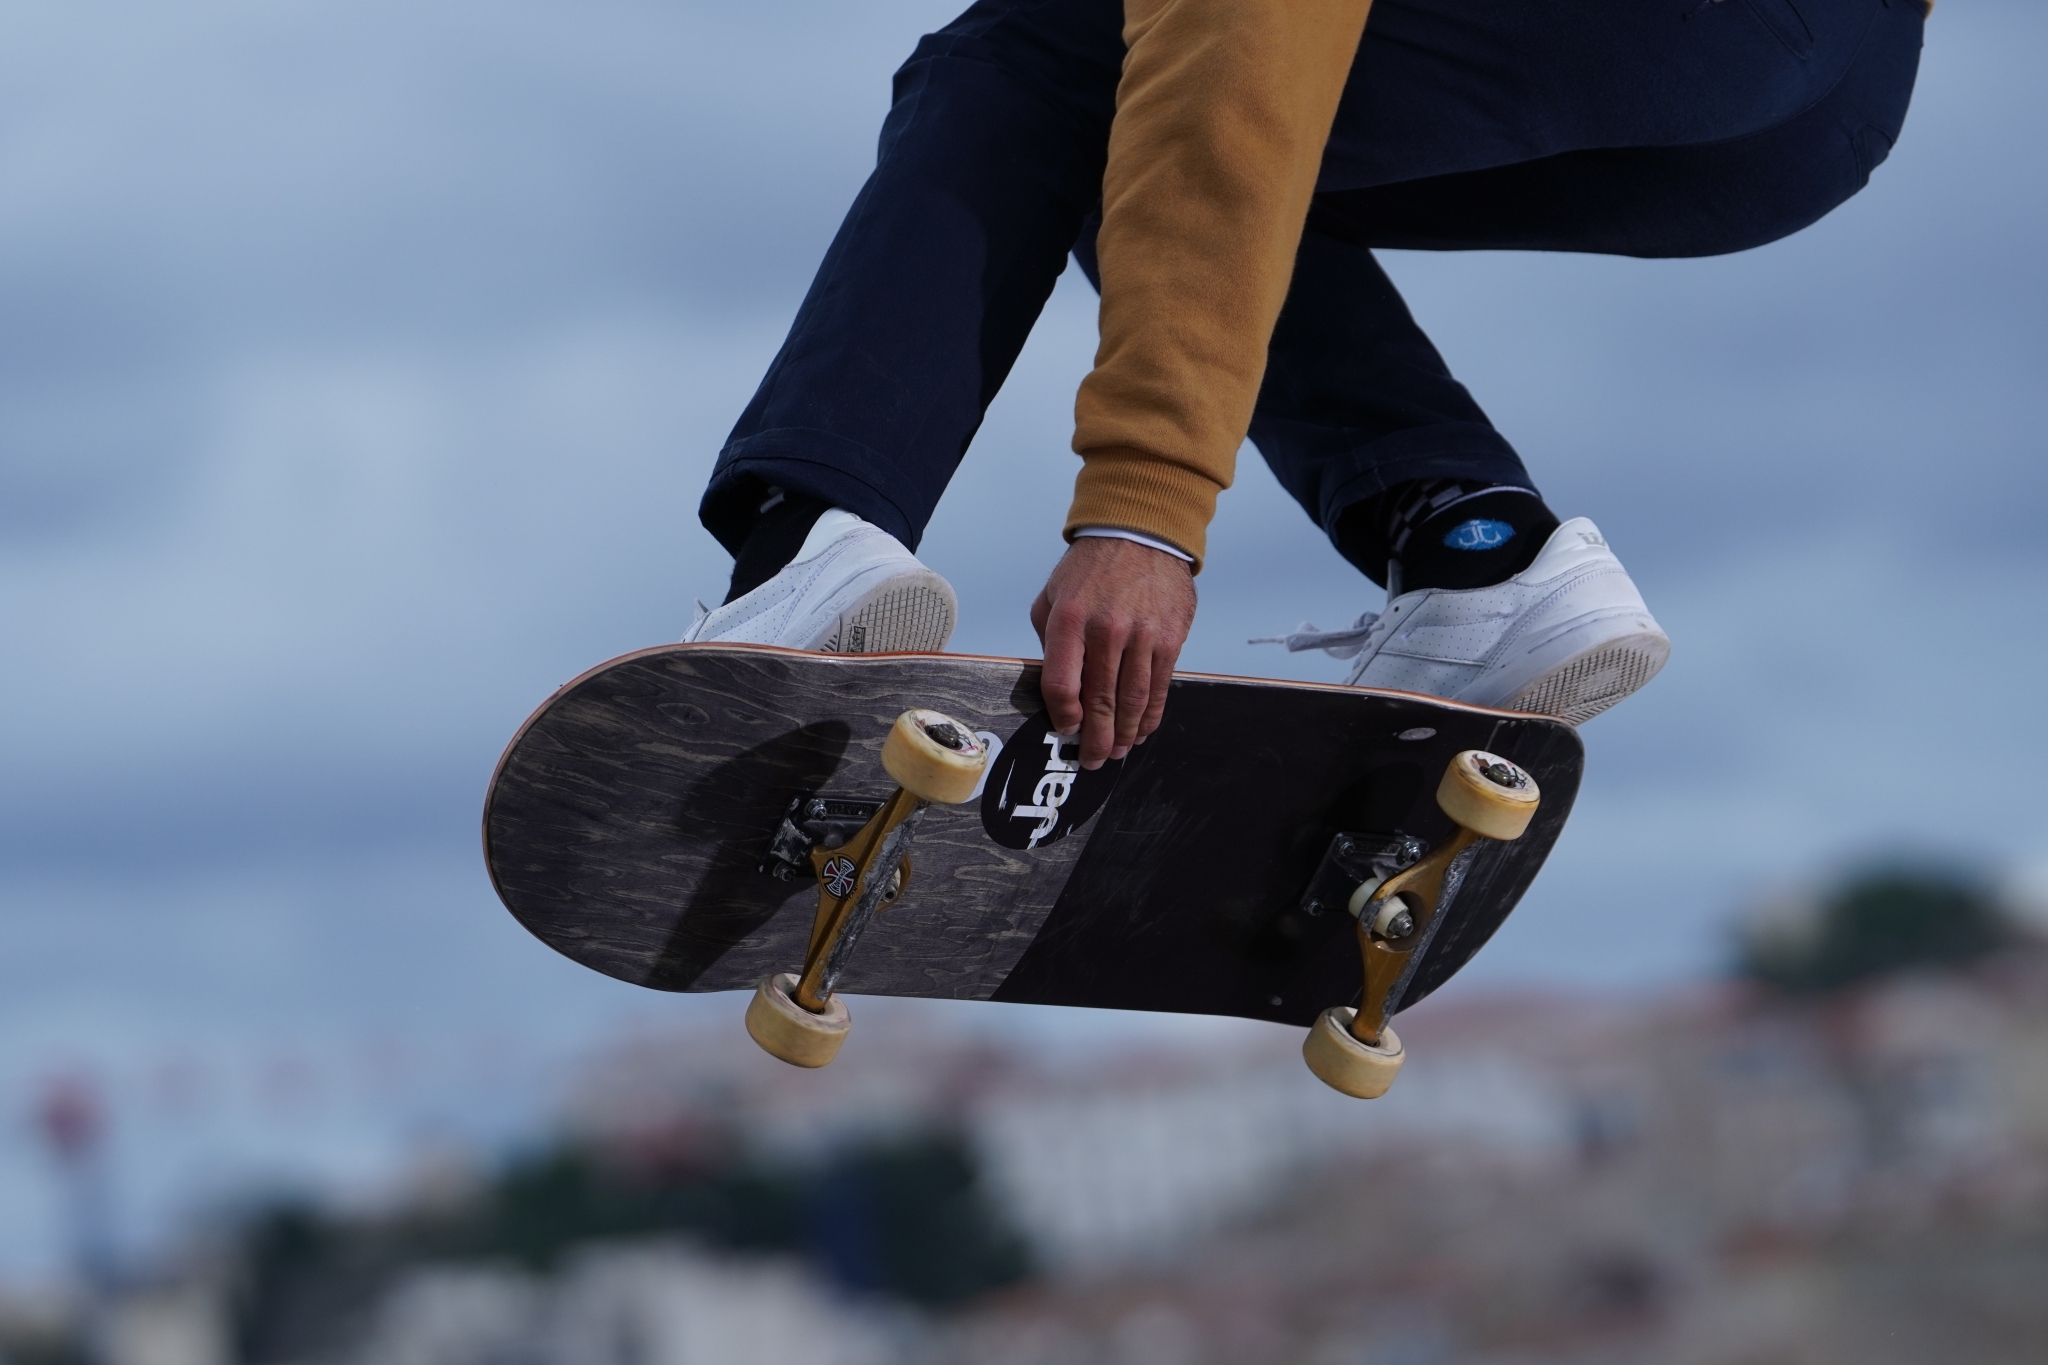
[794,507,863,561]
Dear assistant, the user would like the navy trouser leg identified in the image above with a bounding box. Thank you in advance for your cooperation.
[705,0,1921,559]
[700,0,1122,556]
[1245,226,1533,550]
[1313,0,1922,255]
[1249,0,1922,542]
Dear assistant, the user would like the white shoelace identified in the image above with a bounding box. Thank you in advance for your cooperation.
[684,597,713,640]
[1249,610,1382,659]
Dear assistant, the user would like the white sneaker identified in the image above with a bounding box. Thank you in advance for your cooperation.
[684,509,957,653]
[1254,518,1669,725]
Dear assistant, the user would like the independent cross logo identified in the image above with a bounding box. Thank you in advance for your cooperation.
[821,855,858,898]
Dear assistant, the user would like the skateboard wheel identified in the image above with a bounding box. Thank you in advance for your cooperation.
[881,709,988,804]
[744,972,850,1068]
[1302,1007,1404,1099]
[1437,750,1541,841]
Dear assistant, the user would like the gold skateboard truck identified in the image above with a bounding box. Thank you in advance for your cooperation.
[745,709,989,1068]
[1303,750,1541,1099]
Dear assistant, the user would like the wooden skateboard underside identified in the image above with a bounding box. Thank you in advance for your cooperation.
[484,644,1582,1028]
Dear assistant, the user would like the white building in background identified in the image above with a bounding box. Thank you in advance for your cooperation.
[969,1024,1582,1270]
[556,995,1609,1275]
[100,1284,232,1365]
[89,963,2048,1365]
[347,1266,539,1365]
[547,1245,901,1365]
[348,1245,903,1365]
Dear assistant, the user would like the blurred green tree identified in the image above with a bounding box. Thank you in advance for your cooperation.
[812,1136,1032,1307]
[230,1129,1030,1361]
[1737,865,2011,994]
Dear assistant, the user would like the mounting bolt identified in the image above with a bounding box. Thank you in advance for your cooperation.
[806,798,828,820]
[1478,760,1528,789]
[1371,897,1415,941]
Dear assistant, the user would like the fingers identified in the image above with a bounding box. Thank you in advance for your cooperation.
[1036,591,1087,741]
[1070,622,1157,768]
[1044,606,1145,769]
[1110,634,1153,760]
[1075,617,1123,769]
[1137,636,1175,743]
[1028,536,1197,768]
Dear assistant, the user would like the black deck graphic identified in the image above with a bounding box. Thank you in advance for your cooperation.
[980,712,1121,850]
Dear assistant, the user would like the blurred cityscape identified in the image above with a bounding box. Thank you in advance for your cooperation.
[3,864,2045,1365]
[2,0,2043,1361]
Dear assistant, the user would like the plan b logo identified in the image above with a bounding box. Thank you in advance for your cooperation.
[979,712,1121,850]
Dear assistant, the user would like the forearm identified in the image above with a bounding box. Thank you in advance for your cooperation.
[1066,0,1373,570]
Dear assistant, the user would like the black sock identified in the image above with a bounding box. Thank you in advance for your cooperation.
[1334,480,1559,594]
[725,489,832,603]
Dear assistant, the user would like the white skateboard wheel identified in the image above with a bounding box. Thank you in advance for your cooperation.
[1437,750,1541,841]
[881,709,988,804]
[1302,1007,1404,1099]
[744,972,850,1068]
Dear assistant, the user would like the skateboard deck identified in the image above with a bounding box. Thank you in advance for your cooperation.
[484,643,1582,1029]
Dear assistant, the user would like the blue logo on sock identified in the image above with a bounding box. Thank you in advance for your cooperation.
[1444,518,1515,551]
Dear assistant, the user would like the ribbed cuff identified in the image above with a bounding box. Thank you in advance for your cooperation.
[1064,446,1223,574]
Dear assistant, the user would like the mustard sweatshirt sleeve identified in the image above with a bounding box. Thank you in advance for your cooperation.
[1065,0,1375,572]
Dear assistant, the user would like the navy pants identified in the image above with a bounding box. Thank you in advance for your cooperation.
[702,0,1922,560]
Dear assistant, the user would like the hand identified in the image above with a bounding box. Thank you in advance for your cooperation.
[1029,536,1197,769]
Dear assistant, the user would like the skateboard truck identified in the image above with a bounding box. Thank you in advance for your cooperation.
[1302,750,1541,1100]
[759,795,888,882]
[744,709,990,1068]
[1297,832,1425,919]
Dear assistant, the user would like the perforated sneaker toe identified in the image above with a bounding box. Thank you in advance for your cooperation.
[1258,518,1668,725]
[686,509,957,654]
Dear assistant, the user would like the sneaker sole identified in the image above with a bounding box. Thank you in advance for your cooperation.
[1498,630,1670,726]
[805,572,957,655]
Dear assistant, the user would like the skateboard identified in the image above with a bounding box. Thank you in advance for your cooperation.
[484,643,1582,1097]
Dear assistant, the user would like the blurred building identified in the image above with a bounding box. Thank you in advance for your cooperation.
[934,954,2048,1365]
[7,944,2045,1365]
[346,1247,902,1365]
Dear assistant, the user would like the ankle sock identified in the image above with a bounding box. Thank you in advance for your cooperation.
[725,488,832,603]
[1335,479,1560,594]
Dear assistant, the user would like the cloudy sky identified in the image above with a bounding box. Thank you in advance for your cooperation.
[1,0,2044,1280]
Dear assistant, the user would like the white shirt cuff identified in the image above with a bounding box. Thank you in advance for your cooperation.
[1072,526,1195,563]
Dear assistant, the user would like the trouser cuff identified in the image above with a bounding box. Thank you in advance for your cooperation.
[700,429,929,556]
